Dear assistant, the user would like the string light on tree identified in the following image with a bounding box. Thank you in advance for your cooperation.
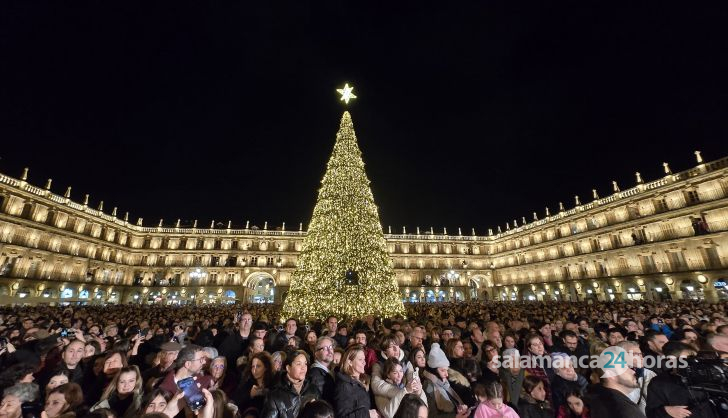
[282,85,404,321]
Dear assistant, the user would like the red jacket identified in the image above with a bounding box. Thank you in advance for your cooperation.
[158,369,213,395]
[364,347,377,375]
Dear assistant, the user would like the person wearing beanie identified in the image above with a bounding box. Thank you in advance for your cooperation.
[421,343,471,418]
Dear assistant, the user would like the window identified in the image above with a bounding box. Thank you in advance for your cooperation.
[250,256,258,266]
[686,190,700,205]
[226,256,237,267]
[266,257,274,266]
[211,256,220,267]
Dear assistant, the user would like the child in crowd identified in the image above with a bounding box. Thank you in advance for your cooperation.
[473,382,519,418]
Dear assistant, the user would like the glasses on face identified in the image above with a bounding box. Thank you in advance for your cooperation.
[212,364,225,370]
[317,345,334,352]
[191,357,206,363]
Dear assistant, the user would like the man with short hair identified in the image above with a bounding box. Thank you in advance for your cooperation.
[586,358,644,418]
[306,336,336,404]
[272,318,298,352]
[499,348,525,405]
[354,331,377,374]
[324,316,347,348]
[617,340,655,415]
[158,344,213,395]
[218,312,252,366]
[642,331,669,374]
[607,328,626,346]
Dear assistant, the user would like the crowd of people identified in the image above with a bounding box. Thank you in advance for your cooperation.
[0,299,726,418]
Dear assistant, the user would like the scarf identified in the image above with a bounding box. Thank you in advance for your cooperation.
[423,370,463,413]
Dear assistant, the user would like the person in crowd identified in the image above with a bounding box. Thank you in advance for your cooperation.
[139,388,172,415]
[261,350,320,418]
[158,345,213,395]
[43,383,84,418]
[334,345,378,418]
[0,364,35,395]
[502,331,518,350]
[498,348,524,407]
[141,341,181,387]
[392,394,428,418]
[421,343,469,418]
[353,331,378,374]
[586,360,643,418]
[556,389,589,418]
[554,330,589,377]
[646,341,716,418]
[444,339,466,375]
[233,351,274,418]
[307,337,336,405]
[408,348,426,381]
[208,356,236,397]
[522,334,552,406]
[1,383,40,418]
[303,330,318,358]
[536,323,554,351]
[373,358,426,418]
[606,328,626,346]
[44,371,69,399]
[641,331,669,375]
[219,313,252,367]
[90,366,143,418]
[271,319,298,353]
[518,376,552,418]
[549,353,587,414]
[473,382,518,418]
[617,340,654,415]
[41,340,86,386]
[372,336,414,396]
[298,400,334,418]
[323,317,347,349]
[478,341,499,385]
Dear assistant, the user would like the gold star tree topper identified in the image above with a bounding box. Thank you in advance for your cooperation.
[337,83,357,104]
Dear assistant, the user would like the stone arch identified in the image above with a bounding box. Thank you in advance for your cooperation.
[680,278,704,300]
[245,272,276,303]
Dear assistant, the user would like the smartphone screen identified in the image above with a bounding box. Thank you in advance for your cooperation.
[177,377,206,410]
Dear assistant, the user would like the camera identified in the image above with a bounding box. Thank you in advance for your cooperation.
[0,337,8,348]
[677,353,728,418]
[677,353,728,387]
[60,328,69,338]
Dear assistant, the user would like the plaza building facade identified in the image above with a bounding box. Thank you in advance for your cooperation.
[1,152,728,306]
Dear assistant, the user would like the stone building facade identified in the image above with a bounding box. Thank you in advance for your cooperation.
[1,153,727,305]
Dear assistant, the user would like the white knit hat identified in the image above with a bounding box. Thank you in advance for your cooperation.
[427,343,450,368]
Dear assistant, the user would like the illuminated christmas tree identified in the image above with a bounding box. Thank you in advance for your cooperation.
[282,87,405,320]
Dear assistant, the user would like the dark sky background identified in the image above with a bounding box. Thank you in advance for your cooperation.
[1,2,727,234]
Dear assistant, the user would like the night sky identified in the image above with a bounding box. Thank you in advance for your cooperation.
[1,2,727,234]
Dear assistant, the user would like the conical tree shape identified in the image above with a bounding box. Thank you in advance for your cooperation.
[282,111,405,321]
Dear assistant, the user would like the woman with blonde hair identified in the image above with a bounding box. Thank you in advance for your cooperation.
[91,366,143,418]
[334,344,379,418]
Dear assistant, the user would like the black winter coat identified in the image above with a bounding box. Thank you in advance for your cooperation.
[307,365,335,404]
[334,372,371,418]
[517,398,553,418]
[260,377,320,418]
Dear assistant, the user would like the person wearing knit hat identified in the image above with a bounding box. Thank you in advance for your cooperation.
[422,343,468,417]
[428,342,450,369]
